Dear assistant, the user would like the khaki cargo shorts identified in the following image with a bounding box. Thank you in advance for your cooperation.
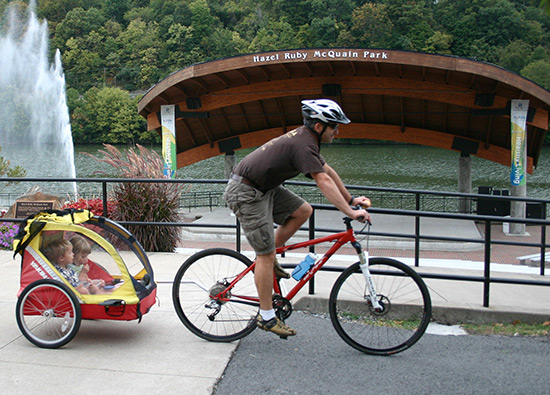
[223,179,305,255]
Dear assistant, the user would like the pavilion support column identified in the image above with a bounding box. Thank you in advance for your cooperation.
[509,184,527,235]
[224,152,236,179]
[458,153,472,213]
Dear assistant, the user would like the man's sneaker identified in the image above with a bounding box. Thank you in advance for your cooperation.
[256,315,297,339]
[274,258,290,279]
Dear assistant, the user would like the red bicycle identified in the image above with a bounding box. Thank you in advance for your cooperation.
[172,215,432,355]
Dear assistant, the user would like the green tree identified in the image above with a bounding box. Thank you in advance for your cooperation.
[310,0,355,25]
[248,18,303,52]
[71,87,157,144]
[189,0,216,40]
[0,146,26,179]
[101,0,129,23]
[51,7,106,52]
[384,0,436,51]
[424,31,453,54]
[209,27,248,59]
[341,3,394,48]
[310,17,339,47]
[116,18,162,89]
[528,45,550,64]
[271,0,311,27]
[63,33,106,90]
[37,0,99,26]
[163,23,197,70]
[476,0,526,47]
[497,40,533,73]
[521,59,550,89]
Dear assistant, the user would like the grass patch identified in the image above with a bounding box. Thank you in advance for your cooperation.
[461,321,550,337]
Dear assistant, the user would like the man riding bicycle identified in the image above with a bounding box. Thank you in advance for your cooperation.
[223,99,371,338]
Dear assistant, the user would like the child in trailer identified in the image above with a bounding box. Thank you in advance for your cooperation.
[70,234,119,291]
[69,235,106,289]
[43,238,106,295]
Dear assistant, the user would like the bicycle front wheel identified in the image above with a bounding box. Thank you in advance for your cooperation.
[172,248,258,342]
[329,257,431,355]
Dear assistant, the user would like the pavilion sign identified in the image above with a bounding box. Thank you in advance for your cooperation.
[251,49,389,64]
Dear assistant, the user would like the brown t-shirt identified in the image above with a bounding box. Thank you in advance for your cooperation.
[233,126,326,192]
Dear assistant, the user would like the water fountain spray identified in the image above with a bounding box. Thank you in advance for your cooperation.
[0,1,76,197]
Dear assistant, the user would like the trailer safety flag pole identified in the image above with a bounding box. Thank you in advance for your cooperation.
[510,100,529,186]
[161,104,177,178]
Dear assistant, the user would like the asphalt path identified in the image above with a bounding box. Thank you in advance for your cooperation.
[213,312,550,395]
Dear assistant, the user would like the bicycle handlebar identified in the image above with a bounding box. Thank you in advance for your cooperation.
[343,206,372,228]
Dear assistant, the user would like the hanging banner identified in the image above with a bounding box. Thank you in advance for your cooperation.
[510,100,529,186]
[160,105,177,178]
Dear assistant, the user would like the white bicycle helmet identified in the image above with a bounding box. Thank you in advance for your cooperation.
[301,99,351,125]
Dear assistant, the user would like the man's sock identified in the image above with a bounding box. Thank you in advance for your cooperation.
[260,309,276,321]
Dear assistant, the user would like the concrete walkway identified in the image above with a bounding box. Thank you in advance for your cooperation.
[0,251,237,394]
[1,208,550,394]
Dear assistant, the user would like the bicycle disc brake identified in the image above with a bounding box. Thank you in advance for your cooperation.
[367,294,390,316]
[273,294,292,320]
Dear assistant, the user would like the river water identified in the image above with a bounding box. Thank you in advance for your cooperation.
[3,143,550,200]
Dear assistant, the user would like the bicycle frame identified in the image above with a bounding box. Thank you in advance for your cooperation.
[217,217,374,306]
[274,224,357,300]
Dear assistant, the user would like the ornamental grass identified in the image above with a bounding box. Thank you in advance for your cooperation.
[84,144,181,252]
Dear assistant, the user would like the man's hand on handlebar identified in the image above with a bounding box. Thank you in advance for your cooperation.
[351,208,371,224]
[351,196,371,208]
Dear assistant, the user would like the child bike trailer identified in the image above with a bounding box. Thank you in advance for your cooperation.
[13,209,157,348]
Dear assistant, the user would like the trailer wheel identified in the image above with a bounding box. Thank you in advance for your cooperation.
[16,279,81,348]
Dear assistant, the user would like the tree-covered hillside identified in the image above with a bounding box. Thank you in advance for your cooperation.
[1,0,549,144]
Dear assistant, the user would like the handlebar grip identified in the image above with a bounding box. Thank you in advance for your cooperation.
[353,207,372,225]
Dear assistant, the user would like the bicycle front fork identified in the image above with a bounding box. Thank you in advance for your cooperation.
[353,241,383,311]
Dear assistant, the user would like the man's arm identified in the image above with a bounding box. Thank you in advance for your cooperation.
[323,164,352,202]
[310,164,370,222]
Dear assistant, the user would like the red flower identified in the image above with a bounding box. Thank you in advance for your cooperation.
[63,198,114,216]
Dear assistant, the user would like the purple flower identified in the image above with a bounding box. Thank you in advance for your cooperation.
[0,222,19,250]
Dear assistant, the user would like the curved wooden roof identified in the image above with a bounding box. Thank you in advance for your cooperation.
[138,48,550,172]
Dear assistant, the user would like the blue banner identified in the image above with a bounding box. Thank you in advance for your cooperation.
[510,100,528,186]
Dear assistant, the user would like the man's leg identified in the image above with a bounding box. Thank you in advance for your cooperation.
[272,202,312,279]
[254,249,297,338]
[274,202,312,248]
[255,251,276,310]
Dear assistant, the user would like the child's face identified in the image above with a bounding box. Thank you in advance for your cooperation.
[73,252,89,266]
[57,245,74,268]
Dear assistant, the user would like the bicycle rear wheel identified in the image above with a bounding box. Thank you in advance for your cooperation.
[172,248,258,342]
[329,257,431,355]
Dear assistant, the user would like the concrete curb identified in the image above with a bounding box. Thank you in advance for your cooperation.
[293,296,550,325]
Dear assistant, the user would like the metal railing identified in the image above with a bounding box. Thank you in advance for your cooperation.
[2,176,549,308]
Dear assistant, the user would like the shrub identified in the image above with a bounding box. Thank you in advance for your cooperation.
[84,144,181,252]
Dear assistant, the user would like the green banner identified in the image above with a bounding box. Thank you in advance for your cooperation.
[161,105,177,178]
[510,100,529,186]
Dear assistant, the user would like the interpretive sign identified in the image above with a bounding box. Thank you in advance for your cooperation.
[15,201,55,218]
